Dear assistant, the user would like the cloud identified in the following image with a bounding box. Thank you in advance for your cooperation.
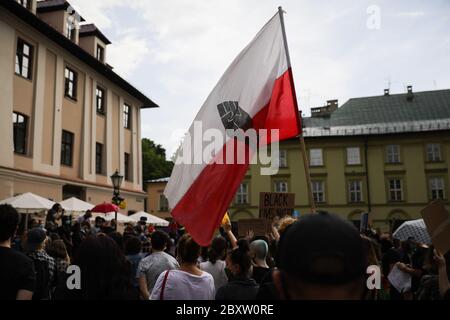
[396,11,425,18]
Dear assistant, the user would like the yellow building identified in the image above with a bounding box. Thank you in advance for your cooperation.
[229,88,450,232]
[0,0,158,212]
[145,178,171,219]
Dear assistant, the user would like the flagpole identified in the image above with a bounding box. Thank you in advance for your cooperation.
[278,7,317,213]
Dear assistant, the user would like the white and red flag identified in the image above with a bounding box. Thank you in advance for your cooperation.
[165,10,302,246]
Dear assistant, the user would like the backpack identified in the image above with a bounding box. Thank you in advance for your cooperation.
[31,257,51,300]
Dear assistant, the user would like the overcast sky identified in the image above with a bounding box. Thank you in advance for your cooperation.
[68,0,450,156]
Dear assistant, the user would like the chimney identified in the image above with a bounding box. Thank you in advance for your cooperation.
[311,100,338,117]
[406,85,414,102]
[384,89,390,96]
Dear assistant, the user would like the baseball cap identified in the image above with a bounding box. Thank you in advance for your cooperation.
[277,211,367,285]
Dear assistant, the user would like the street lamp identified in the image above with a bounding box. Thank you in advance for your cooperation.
[110,169,123,230]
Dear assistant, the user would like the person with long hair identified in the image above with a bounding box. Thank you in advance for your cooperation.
[55,234,134,300]
[151,234,214,300]
[200,236,228,293]
[216,242,259,300]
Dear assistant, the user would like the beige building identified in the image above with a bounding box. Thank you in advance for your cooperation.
[0,0,158,212]
[146,178,171,219]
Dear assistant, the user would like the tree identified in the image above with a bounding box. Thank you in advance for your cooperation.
[142,138,174,182]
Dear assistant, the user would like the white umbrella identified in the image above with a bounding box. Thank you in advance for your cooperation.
[0,192,55,211]
[129,211,169,227]
[393,219,432,245]
[0,192,55,230]
[91,212,135,223]
[60,197,94,215]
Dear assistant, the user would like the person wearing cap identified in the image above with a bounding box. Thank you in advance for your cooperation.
[273,211,368,300]
[25,227,56,300]
[0,204,36,300]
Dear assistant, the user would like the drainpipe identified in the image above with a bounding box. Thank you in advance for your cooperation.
[364,136,372,214]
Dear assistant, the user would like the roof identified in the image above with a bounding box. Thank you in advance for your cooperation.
[37,0,85,22]
[79,23,111,45]
[303,89,450,137]
[4,0,158,109]
[146,177,170,183]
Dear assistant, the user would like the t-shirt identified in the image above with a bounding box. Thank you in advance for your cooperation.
[151,270,215,300]
[0,247,35,300]
[216,278,259,300]
[136,251,179,293]
[252,266,272,285]
[200,260,228,293]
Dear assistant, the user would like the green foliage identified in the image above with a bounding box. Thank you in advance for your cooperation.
[142,138,174,182]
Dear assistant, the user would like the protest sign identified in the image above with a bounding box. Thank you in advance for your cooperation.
[237,219,271,237]
[259,192,295,219]
[420,200,450,254]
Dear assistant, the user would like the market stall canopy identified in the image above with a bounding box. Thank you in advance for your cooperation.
[129,211,169,227]
[0,192,55,212]
[60,197,94,214]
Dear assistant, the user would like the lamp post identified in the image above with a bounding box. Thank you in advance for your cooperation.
[110,169,123,231]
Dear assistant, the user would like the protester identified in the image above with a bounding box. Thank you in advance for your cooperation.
[151,234,214,300]
[57,215,73,257]
[416,246,441,300]
[273,212,368,300]
[109,231,124,252]
[200,236,229,293]
[45,204,62,235]
[216,243,259,300]
[0,204,35,300]
[55,234,133,300]
[46,239,70,287]
[249,239,272,285]
[137,230,180,299]
[124,236,144,299]
[77,210,92,225]
[434,250,450,300]
[25,227,56,300]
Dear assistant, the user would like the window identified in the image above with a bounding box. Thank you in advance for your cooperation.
[13,112,28,155]
[95,143,103,174]
[310,149,323,167]
[66,15,77,41]
[279,150,288,168]
[430,177,445,200]
[159,194,169,211]
[348,180,363,203]
[96,45,104,62]
[123,103,131,129]
[312,181,325,203]
[274,181,288,193]
[61,130,74,166]
[15,38,33,79]
[16,0,31,9]
[386,145,401,164]
[236,183,249,205]
[96,87,105,114]
[124,153,131,181]
[388,179,403,201]
[64,67,77,100]
[347,147,361,165]
[426,144,442,162]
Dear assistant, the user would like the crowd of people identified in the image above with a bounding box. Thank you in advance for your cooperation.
[0,203,449,300]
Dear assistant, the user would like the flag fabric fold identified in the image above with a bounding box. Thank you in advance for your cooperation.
[165,12,302,246]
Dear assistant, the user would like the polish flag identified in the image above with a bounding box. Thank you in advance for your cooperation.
[165,10,302,246]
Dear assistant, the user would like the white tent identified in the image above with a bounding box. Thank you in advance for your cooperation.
[91,212,135,223]
[129,211,169,227]
[60,197,94,216]
[0,192,55,212]
[0,192,55,229]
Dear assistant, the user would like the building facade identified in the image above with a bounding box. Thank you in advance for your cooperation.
[229,88,450,232]
[0,0,158,212]
[145,178,171,219]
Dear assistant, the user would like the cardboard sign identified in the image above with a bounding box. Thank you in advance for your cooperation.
[420,200,450,254]
[259,192,295,219]
[238,219,271,237]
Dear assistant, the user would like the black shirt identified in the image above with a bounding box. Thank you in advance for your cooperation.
[252,266,272,285]
[215,278,259,300]
[0,246,35,300]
